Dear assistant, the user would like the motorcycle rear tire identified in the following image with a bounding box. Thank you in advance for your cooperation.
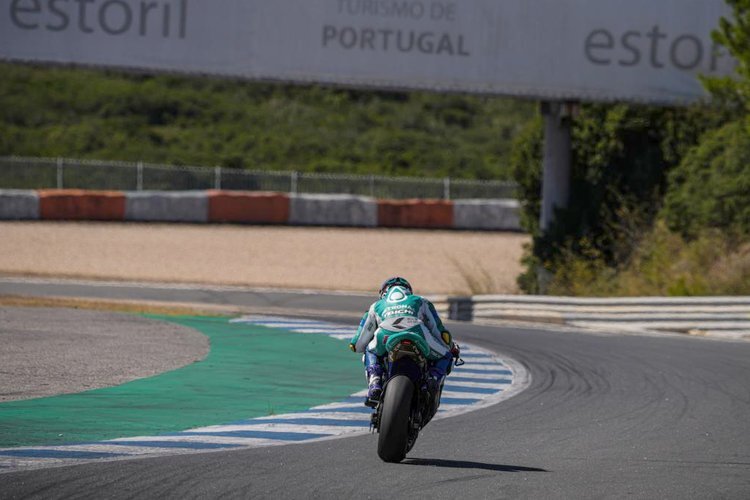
[377,375,414,463]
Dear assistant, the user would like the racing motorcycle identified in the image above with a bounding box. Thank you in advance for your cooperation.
[367,319,463,463]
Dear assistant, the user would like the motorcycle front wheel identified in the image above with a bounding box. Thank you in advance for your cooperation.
[377,375,414,463]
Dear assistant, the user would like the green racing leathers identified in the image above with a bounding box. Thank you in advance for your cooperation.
[349,285,454,400]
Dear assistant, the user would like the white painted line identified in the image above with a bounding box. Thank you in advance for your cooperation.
[110,435,288,445]
[443,380,508,389]
[329,334,355,340]
[447,371,511,380]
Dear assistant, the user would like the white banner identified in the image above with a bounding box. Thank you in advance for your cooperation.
[0,0,737,104]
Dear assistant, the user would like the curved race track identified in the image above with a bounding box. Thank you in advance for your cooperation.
[1,292,749,498]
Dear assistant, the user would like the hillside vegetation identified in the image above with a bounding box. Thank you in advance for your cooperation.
[0,63,533,180]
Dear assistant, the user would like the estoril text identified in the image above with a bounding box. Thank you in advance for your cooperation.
[584,25,730,72]
[8,0,188,38]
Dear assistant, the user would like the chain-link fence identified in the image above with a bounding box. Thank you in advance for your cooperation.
[0,156,517,200]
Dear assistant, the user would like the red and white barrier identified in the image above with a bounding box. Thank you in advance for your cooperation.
[0,189,521,231]
[0,189,39,220]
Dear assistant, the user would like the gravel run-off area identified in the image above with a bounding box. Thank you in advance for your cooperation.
[0,222,529,295]
[0,307,208,402]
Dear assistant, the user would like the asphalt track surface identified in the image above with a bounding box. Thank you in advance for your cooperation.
[1,283,750,498]
[0,278,375,315]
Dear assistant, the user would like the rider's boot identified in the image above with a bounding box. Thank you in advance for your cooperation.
[426,352,453,409]
[422,366,444,424]
[366,364,383,401]
[426,367,443,399]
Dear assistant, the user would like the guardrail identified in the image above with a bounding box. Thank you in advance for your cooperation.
[431,295,750,339]
[0,156,517,201]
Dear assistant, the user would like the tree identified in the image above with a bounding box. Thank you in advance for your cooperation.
[665,0,750,240]
[702,0,750,115]
[663,121,750,238]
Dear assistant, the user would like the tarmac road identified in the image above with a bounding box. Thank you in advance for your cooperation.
[1,286,749,498]
[0,277,374,316]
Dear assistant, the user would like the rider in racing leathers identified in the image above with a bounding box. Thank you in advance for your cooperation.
[348,276,458,404]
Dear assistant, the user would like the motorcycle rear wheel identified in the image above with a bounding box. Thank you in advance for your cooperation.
[377,375,414,463]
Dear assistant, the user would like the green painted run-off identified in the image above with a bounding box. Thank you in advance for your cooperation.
[0,315,363,448]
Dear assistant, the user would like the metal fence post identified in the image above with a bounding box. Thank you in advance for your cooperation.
[443,177,451,200]
[214,166,221,190]
[291,171,298,194]
[56,157,63,189]
[369,175,375,197]
[137,161,143,191]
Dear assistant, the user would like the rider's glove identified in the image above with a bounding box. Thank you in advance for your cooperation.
[450,342,460,359]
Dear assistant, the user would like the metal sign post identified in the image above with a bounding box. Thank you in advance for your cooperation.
[540,102,575,233]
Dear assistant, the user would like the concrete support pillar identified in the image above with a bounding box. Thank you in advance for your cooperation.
[540,101,574,233]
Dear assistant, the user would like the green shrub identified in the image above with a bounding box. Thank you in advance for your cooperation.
[663,119,750,239]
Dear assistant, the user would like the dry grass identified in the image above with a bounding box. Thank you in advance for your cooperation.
[447,256,502,295]
[0,222,529,295]
[547,222,750,297]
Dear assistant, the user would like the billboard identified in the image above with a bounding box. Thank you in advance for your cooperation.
[0,0,737,104]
